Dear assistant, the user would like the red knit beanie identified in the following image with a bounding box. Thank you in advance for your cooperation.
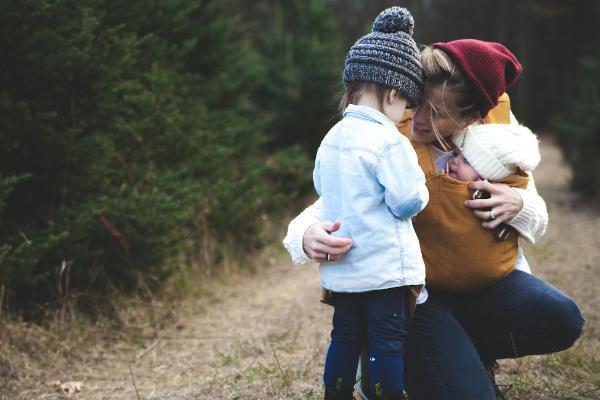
[432,39,522,117]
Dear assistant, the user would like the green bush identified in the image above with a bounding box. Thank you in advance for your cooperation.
[0,0,318,318]
[254,0,344,155]
[554,58,600,199]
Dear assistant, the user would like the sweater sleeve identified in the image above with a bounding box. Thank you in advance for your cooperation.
[282,198,324,265]
[508,174,548,244]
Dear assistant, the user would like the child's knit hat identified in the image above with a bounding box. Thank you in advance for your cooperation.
[454,124,541,181]
[344,7,423,107]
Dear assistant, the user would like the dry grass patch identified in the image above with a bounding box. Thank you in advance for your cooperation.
[0,137,598,399]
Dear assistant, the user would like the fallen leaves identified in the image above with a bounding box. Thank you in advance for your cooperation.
[46,380,83,394]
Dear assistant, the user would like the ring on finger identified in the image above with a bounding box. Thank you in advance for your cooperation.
[325,253,331,261]
[490,209,496,220]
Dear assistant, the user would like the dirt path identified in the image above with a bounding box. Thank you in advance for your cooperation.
[4,138,600,399]
[8,248,332,399]
[124,261,331,400]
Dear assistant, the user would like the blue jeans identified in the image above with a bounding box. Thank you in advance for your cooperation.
[403,270,585,400]
[324,287,408,399]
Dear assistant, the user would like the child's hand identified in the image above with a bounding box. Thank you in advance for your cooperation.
[302,221,352,263]
[464,180,523,229]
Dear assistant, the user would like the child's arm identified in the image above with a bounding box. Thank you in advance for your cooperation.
[377,136,429,220]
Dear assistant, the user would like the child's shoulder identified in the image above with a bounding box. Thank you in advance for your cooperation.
[320,117,407,158]
[342,116,405,143]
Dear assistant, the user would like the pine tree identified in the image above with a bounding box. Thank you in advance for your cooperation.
[554,58,600,199]
[255,0,345,155]
[0,0,312,317]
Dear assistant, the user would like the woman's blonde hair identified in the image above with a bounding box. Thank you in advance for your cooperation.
[420,46,482,151]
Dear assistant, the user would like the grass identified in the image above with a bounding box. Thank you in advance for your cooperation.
[0,137,598,399]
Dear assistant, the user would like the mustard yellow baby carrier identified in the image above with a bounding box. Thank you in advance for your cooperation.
[397,94,529,292]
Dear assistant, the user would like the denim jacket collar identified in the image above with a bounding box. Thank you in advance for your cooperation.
[343,104,397,131]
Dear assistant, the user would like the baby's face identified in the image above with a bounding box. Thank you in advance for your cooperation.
[447,153,481,182]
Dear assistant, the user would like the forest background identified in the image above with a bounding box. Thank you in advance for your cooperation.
[1,0,600,398]
[0,0,598,320]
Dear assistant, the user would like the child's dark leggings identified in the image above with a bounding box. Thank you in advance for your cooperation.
[323,286,407,399]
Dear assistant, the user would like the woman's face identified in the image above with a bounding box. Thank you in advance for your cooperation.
[411,85,476,144]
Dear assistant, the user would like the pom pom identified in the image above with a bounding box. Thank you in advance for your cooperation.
[373,7,414,36]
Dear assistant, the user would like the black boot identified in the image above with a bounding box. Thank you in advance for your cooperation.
[484,361,513,400]
[324,388,355,400]
[368,382,409,400]
[372,391,409,399]
[324,378,355,400]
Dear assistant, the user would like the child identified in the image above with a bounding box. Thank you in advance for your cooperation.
[313,7,428,399]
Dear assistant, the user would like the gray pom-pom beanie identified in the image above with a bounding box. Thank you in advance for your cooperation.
[344,7,424,107]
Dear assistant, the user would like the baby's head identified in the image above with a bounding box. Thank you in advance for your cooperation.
[446,153,482,181]
[447,124,541,182]
[341,7,423,123]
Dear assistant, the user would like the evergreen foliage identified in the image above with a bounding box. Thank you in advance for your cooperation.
[0,0,334,317]
[553,58,600,199]
[254,0,344,155]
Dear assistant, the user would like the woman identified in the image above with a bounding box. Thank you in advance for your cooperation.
[283,39,584,399]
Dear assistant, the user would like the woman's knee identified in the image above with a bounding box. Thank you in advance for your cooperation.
[545,295,585,350]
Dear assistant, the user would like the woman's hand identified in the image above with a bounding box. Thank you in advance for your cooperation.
[464,180,524,229]
[302,220,352,263]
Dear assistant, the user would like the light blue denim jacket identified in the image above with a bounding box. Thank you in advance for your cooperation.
[314,104,429,292]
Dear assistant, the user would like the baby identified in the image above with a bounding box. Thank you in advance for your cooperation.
[446,123,540,241]
[447,123,540,186]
